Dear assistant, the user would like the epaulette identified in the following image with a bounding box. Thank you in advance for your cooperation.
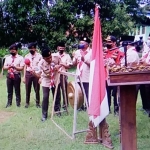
[41,59,45,65]
[37,52,41,56]
[25,53,30,57]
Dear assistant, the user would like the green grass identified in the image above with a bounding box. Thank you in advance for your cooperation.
[0,72,150,150]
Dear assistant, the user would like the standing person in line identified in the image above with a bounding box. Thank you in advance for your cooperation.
[104,35,124,115]
[56,41,72,110]
[72,36,92,111]
[138,35,150,115]
[120,36,139,66]
[3,43,24,107]
[23,42,42,108]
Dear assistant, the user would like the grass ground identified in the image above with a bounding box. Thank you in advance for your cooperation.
[0,71,150,150]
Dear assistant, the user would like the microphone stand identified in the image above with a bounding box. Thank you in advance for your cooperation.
[122,42,128,67]
[108,39,143,67]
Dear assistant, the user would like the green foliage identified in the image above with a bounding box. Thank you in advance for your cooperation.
[17,49,29,57]
[0,48,9,57]
[103,4,135,38]
[0,48,28,58]
[0,0,147,50]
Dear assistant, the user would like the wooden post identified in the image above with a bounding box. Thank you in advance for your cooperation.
[120,85,137,150]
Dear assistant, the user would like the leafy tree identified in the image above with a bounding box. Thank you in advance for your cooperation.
[102,4,135,37]
[2,0,50,46]
[0,0,145,51]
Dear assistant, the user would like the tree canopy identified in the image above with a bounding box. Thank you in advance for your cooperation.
[0,0,148,50]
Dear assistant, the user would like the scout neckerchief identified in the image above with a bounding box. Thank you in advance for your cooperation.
[59,53,65,72]
[49,63,55,89]
[30,53,35,71]
[77,49,88,76]
[9,56,16,79]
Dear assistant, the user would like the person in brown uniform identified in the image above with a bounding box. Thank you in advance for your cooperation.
[3,43,24,107]
[23,42,42,108]
[56,41,72,109]
[34,47,61,121]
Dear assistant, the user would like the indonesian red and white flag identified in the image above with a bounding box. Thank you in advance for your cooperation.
[88,6,109,127]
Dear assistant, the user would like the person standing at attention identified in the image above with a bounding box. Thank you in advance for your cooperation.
[3,43,24,108]
[23,42,42,108]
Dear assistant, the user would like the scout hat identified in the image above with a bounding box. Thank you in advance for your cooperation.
[105,35,117,42]
[28,42,37,49]
[41,47,51,57]
[9,42,22,50]
[79,36,91,43]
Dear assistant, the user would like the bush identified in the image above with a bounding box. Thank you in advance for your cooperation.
[0,48,9,57]
[0,48,30,58]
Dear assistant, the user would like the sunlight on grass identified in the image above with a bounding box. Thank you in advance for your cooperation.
[0,71,150,150]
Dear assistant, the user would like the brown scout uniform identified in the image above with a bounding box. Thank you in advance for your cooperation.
[24,52,42,106]
[4,54,24,106]
[38,53,61,119]
[56,52,72,108]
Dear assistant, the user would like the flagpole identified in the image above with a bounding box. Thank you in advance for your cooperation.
[84,4,113,149]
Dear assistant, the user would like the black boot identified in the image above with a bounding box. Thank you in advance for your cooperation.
[41,117,47,122]
[36,103,41,108]
[114,106,119,116]
[6,103,12,108]
[25,103,29,108]
[41,112,47,122]
[16,101,21,107]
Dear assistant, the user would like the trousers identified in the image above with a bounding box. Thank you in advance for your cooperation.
[138,84,150,110]
[6,73,21,105]
[25,71,40,105]
[58,74,68,107]
[42,86,61,118]
[78,82,89,106]
[106,84,118,111]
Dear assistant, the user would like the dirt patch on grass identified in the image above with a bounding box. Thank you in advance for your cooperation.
[0,111,15,123]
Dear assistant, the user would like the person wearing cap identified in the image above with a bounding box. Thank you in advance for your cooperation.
[138,34,150,115]
[3,43,24,107]
[104,35,124,65]
[72,36,92,110]
[104,35,124,114]
[34,48,61,121]
[141,34,150,64]
[56,41,72,109]
[23,42,42,108]
[120,36,139,66]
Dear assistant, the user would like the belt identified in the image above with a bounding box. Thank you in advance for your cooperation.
[8,72,20,75]
[14,72,20,75]
[26,71,33,74]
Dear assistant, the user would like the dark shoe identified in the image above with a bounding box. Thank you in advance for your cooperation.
[78,108,84,111]
[56,112,61,117]
[62,105,67,110]
[36,104,41,108]
[78,105,85,111]
[114,106,119,116]
[17,104,21,107]
[143,109,150,116]
[25,103,29,108]
[6,103,12,108]
[41,117,47,122]
[84,106,87,111]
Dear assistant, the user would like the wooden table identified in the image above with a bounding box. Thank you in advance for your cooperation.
[107,71,150,150]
